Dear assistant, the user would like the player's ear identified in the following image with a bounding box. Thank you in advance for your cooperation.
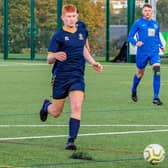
[61,15,64,21]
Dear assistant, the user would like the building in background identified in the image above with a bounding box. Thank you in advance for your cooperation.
[93,0,144,8]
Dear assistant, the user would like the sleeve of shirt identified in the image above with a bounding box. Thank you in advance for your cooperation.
[77,21,89,38]
[48,33,60,52]
[128,21,139,46]
[159,38,163,49]
[157,23,163,48]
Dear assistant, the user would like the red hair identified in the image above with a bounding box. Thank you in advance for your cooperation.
[62,4,77,15]
[143,4,152,9]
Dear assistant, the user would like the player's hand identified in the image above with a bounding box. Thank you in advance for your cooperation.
[161,47,166,52]
[55,52,67,61]
[92,62,103,73]
[136,41,144,47]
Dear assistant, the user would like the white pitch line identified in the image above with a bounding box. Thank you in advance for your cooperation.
[0,124,168,127]
[0,129,168,141]
[0,62,47,66]
[1,61,168,69]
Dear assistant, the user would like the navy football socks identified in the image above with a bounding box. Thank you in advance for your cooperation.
[68,118,80,143]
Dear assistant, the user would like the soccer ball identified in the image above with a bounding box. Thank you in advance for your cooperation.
[143,144,166,165]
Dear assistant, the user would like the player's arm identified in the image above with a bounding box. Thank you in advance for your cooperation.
[85,38,91,52]
[157,24,166,52]
[83,46,103,73]
[158,38,166,52]
[128,21,143,47]
[47,52,67,64]
[47,32,67,64]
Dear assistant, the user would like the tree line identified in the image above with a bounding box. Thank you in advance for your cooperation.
[0,0,167,57]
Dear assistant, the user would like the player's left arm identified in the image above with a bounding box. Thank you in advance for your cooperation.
[159,40,166,52]
[85,38,91,52]
[157,23,166,52]
[83,46,103,73]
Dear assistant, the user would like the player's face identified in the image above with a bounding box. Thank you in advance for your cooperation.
[62,12,78,28]
[142,7,152,20]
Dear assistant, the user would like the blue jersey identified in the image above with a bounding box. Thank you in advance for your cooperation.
[128,17,163,54]
[48,27,88,78]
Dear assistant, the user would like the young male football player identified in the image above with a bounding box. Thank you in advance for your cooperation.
[40,4,103,150]
[128,4,165,105]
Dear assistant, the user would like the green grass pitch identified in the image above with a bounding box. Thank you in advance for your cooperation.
[0,60,168,168]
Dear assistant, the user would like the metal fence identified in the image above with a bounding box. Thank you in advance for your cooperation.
[0,0,167,62]
[0,0,121,61]
[1,0,58,60]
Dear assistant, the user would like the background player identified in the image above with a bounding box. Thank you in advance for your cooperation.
[128,3,165,105]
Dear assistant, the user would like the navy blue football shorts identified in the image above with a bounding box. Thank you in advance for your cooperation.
[52,76,85,99]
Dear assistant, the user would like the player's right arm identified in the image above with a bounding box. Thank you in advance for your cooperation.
[128,20,143,47]
[47,32,67,64]
[47,52,67,64]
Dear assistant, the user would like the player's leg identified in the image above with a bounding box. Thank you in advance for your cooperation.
[152,63,162,105]
[40,99,51,121]
[65,90,84,150]
[40,99,65,122]
[40,76,67,121]
[131,54,147,102]
[150,53,163,105]
[48,99,65,117]
[131,69,145,102]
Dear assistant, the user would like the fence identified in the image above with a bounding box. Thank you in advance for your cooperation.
[0,0,167,62]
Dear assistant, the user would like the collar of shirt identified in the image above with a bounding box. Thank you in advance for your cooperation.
[63,26,77,34]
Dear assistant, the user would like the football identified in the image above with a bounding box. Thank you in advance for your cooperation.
[143,144,166,165]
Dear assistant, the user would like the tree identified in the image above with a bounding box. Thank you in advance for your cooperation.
[1,0,105,56]
[0,0,3,52]
[34,0,57,53]
[157,0,168,30]
[4,0,57,54]
[8,0,30,53]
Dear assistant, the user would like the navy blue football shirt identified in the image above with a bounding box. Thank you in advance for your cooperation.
[48,27,88,78]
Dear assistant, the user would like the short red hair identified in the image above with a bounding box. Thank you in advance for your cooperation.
[62,4,77,15]
[143,3,152,9]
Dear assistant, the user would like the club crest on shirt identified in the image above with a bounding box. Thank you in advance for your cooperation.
[64,36,70,41]
[154,24,158,29]
[148,28,155,36]
[78,33,84,40]
[142,24,146,27]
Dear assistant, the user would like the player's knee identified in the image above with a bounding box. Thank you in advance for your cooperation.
[138,73,144,78]
[137,71,144,78]
[53,113,61,118]
[153,66,160,76]
[50,107,62,118]
[52,110,62,118]
[71,103,82,113]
